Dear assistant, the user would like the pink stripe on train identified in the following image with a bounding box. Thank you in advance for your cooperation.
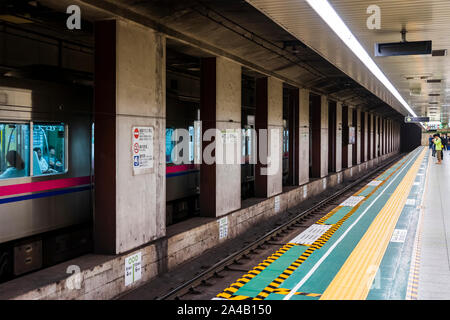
[0,176,91,197]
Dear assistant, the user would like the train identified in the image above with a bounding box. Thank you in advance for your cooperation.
[0,74,93,282]
[0,67,292,283]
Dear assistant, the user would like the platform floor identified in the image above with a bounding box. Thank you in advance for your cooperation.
[216,146,448,300]
[418,147,450,299]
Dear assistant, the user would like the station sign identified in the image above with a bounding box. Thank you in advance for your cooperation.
[404,116,429,123]
[131,126,154,175]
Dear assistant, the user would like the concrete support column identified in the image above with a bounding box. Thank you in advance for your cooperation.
[94,19,166,254]
[363,111,368,162]
[356,108,361,164]
[375,115,379,158]
[347,106,353,167]
[389,120,394,152]
[385,119,388,154]
[200,57,241,217]
[381,118,385,155]
[380,117,387,155]
[369,113,374,160]
[298,88,309,185]
[255,77,283,198]
[336,102,342,172]
[320,96,329,177]
[369,113,371,159]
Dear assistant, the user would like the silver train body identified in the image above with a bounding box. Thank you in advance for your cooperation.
[0,76,93,280]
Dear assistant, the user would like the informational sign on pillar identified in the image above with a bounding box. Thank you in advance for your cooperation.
[132,126,154,175]
[124,252,142,286]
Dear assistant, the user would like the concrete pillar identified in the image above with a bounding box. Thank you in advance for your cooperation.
[391,121,394,152]
[298,88,309,185]
[336,102,342,172]
[320,96,329,177]
[375,115,379,158]
[94,19,166,254]
[255,76,283,198]
[356,108,361,164]
[347,106,353,167]
[382,118,385,155]
[381,118,389,154]
[369,113,374,160]
[363,111,368,162]
[200,57,241,217]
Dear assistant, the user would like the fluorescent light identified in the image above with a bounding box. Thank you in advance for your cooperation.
[305,0,425,127]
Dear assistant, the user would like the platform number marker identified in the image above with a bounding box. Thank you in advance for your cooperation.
[125,252,142,286]
[390,229,407,243]
[218,217,228,240]
[274,196,280,213]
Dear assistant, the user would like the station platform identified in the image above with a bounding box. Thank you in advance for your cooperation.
[216,146,449,300]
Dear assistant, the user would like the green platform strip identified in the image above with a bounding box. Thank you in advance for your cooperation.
[216,152,414,300]
[278,149,423,297]
[366,151,430,300]
[251,153,412,300]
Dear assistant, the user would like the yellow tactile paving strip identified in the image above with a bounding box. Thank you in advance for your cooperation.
[320,148,426,300]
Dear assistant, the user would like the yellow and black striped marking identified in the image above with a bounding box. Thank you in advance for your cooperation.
[216,243,297,300]
[407,221,422,300]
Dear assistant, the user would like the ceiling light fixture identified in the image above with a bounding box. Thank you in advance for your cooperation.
[304,0,425,127]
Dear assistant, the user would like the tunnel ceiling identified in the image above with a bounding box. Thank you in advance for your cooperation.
[0,0,407,121]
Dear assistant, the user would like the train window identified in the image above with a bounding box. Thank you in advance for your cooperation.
[32,123,66,176]
[0,123,30,179]
[188,126,194,162]
[166,128,176,164]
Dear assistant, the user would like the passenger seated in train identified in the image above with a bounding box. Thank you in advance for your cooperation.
[48,146,63,172]
[33,147,57,175]
[0,150,25,179]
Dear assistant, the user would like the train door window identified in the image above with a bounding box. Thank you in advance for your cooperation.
[166,127,176,163]
[32,123,66,176]
[0,123,30,179]
[188,125,194,162]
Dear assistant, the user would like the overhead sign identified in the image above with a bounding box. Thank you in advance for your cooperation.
[132,126,154,175]
[404,116,429,123]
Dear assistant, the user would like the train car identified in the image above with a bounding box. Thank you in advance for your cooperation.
[165,71,200,225]
[0,75,93,282]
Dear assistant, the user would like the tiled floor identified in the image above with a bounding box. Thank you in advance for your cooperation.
[419,148,450,299]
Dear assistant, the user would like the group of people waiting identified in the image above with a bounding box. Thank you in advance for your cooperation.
[429,133,448,165]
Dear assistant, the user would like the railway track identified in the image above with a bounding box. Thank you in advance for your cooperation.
[157,154,405,300]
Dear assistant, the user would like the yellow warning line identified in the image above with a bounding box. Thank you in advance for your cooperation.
[406,150,430,299]
[320,148,426,300]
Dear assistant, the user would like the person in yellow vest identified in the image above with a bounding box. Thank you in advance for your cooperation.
[433,133,443,164]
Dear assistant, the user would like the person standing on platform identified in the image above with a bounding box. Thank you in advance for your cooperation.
[442,135,448,157]
[429,135,434,150]
[433,133,443,164]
